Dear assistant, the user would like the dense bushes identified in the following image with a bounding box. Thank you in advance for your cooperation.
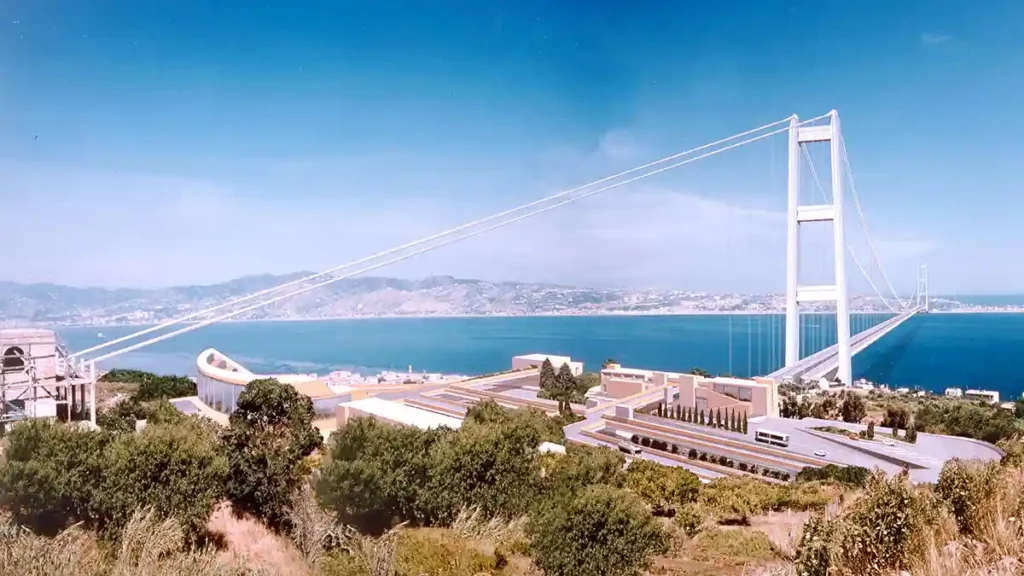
[0,417,225,544]
[99,369,196,401]
[544,443,625,498]
[622,459,700,516]
[915,400,1022,443]
[465,399,565,444]
[796,463,871,487]
[0,420,109,534]
[319,400,557,530]
[934,458,1004,537]
[795,470,937,575]
[528,485,668,576]
[318,401,678,572]
[318,416,450,532]
[2,377,325,546]
[422,413,546,524]
[99,417,227,542]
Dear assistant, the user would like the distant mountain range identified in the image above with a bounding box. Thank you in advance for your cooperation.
[0,274,656,326]
[0,273,963,328]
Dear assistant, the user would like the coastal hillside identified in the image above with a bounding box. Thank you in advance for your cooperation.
[0,274,928,327]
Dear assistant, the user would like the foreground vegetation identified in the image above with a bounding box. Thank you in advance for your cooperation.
[5,373,1024,575]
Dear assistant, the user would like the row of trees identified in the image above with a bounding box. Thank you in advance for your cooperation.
[655,403,749,434]
[628,433,790,481]
[0,378,321,543]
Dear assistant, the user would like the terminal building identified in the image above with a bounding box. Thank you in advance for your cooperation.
[196,348,352,416]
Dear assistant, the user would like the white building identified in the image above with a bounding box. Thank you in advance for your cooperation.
[944,387,963,398]
[512,354,583,376]
[335,397,464,431]
[965,389,1000,404]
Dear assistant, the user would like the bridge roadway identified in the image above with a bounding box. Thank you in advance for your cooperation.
[768,306,922,382]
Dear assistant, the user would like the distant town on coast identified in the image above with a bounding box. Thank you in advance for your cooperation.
[0,273,1017,327]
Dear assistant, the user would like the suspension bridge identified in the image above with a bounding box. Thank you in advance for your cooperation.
[36,109,926,426]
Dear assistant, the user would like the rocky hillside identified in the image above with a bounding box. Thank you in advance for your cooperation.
[0,274,640,326]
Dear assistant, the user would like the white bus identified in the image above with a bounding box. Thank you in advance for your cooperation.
[615,430,642,454]
[755,429,790,447]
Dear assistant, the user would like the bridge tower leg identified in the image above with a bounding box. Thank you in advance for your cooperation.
[917,264,929,312]
[784,110,853,386]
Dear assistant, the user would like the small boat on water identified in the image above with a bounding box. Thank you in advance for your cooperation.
[96,332,104,337]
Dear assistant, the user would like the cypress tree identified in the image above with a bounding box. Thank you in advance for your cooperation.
[699,409,705,425]
[742,412,748,434]
[715,408,722,428]
[539,359,556,393]
[729,409,736,431]
[657,403,663,417]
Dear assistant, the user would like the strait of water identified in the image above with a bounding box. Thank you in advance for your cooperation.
[58,313,1024,399]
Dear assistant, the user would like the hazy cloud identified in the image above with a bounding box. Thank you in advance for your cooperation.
[0,151,941,295]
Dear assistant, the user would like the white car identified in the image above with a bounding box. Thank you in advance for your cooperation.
[814,449,827,457]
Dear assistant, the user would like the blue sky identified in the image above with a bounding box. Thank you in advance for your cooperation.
[1,1,1021,296]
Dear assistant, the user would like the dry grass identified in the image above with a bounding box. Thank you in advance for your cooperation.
[335,522,405,576]
[449,506,528,550]
[911,465,1024,575]
[746,510,811,559]
[0,509,252,576]
[207,502,309,576]
[285,484,338,567]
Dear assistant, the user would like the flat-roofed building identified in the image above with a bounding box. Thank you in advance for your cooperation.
[336,397,464,431]
[600,365,655,398]
[678,374,780,418]
[965,389,1000,404]
[944,387,963,398]
[512,354,583,376]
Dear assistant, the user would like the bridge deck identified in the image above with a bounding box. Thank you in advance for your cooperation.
[767,307,921,382]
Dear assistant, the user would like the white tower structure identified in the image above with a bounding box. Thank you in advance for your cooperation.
[785,110,852,385]
[916,264,929,312]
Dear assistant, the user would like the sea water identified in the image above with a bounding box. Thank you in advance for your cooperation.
[58,313,1024,399]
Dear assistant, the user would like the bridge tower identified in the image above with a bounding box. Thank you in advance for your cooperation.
[785,111,852,385]
[916,264,929,312]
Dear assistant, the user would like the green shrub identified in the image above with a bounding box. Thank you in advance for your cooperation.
[0,420,109,534]
[545,443,625,499]
[795,470,932,575]
[623,459,700,516]
[422,415,545,524]
[793,513,836,576]
[223,378,322,529]
[690,527,780,564]
[672,503,706,537]
[796,464,870,487]
[100,369,196,401]
[464,399,565,444]
[99,418,227,543]
[319,417,449,533]
[528,485,668,576]
[934,458,1001,537]
[0,417,226,544]
[697,477,777,524]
